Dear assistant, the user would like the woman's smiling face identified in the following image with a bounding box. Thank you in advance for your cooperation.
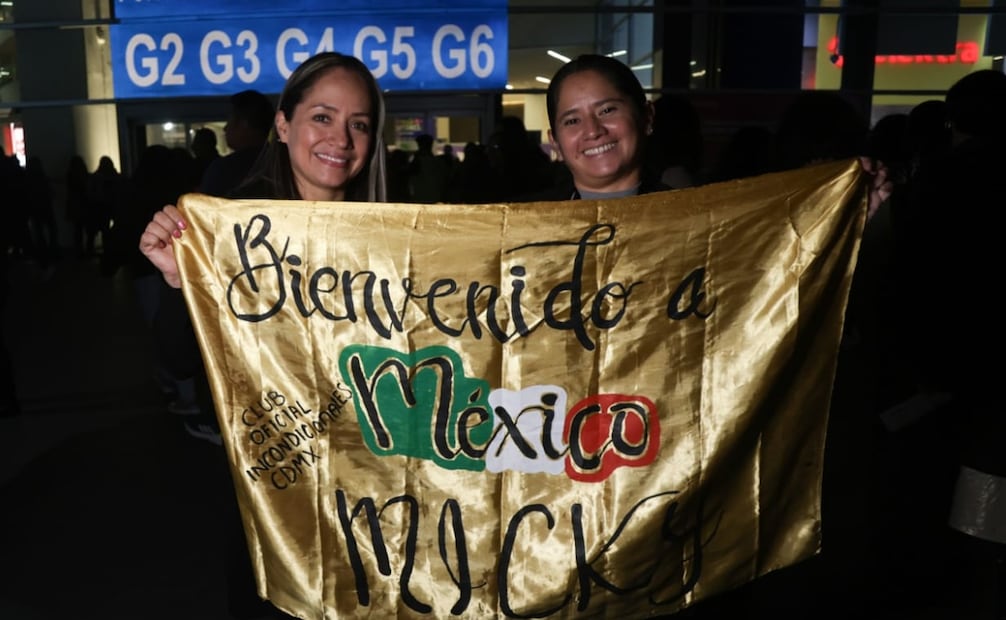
[548,69,649,194]
[275,66,373,202]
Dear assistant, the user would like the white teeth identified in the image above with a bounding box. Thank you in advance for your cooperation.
[582,143,616,156]
[316,153,347,164]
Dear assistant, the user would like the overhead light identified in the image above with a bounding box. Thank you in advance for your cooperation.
[607,50,627,58]
[535,76,551,84]
[630,63,654,71]
[163,122,174,131]
[505,83,514,90]
[547,50,571,63]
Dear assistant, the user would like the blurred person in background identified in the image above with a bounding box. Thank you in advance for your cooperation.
[200,89,275,197]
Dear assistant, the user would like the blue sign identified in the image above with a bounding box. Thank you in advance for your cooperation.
[110,13,508,98]
[114,0,506,20]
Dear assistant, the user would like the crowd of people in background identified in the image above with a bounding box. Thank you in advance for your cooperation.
[1,57,1003,617]
[1,72,974,271]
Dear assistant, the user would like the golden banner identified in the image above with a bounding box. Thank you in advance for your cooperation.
[175,159,867,619]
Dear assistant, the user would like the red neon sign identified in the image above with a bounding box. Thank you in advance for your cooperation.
[827,36,979,67]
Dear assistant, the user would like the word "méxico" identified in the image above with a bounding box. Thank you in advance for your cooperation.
[338,344,660,483]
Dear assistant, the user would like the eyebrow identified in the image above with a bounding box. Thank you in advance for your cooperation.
[557,96,625,122]
[307,103,371,119]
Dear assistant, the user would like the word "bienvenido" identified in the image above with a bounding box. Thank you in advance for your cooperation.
[224,215,714,351]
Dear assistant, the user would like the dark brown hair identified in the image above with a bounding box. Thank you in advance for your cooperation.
[545,54,648,135]
[244,52,387,202]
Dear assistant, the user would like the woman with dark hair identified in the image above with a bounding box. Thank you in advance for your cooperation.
[137,51,388,620]
[234,51,387,203]
[530,53,668,200]
[527,53,890,211]
[140,51,387,288]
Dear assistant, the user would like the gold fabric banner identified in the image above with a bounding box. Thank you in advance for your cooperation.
[175,159,867,619]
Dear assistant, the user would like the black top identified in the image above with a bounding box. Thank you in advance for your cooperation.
[514,174,672,202]
[228,177,278,200]
[200,147,264,198]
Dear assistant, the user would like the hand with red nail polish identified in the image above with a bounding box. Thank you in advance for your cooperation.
[139,203,188,289]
